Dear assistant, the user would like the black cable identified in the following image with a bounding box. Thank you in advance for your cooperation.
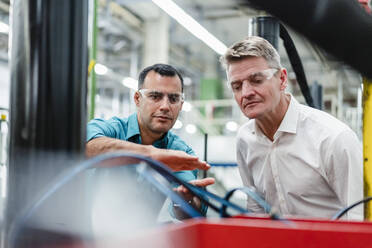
[221,187,271,217]
[9,152,251,247]
[331,196,372,220]
[202,133,208,178]
[8,153,202,247]
[11,152,295,247]
[181,182,249,217]
[280,23,315,108]
[219,187,291,225]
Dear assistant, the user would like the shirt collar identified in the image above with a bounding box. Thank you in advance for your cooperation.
[153,132,169,148]
[276,93,299,134]
[126,113,141,140]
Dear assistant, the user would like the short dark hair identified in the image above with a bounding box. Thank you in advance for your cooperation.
[138,63,184,91]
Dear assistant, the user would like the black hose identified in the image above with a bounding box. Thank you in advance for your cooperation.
[280,23,315,107]
[332,196,372,220]
[8,153,203,247]
[219,187,292,226]
[9,153,251,247]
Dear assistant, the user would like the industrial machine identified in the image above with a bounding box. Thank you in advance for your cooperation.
[2,0,372,247]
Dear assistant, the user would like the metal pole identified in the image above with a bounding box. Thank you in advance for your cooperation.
[248,16,280,50]
[363,78,372,220]
[203,133,208,178]
[89,0,98,120]
[5,0,89,243]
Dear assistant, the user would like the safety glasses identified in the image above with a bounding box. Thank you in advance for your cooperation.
[230,68,279,93]
[138,89,185,105]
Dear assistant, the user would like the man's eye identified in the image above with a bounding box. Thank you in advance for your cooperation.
[168,94,180,103]
[231,83,241,90]
[149,93,162,100]
[251,77,264,84]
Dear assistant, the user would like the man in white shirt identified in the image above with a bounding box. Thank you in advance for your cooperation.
[220,36,363,220]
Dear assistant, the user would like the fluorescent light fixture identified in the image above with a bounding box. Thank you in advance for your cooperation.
[173,120,183,129]
[185,124,197,134]
[152,0,227,55]
[225,121,238,132]
[0,21,9,34]
[122,77,138,90]
[182,101,192,112]
[95,63,108,75]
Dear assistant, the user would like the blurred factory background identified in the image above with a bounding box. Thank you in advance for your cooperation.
[0,0,365,222]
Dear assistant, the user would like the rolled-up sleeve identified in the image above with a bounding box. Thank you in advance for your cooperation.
[87,118,119,142]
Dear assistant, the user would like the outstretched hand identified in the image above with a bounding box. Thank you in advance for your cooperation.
[174,177,215,209]
[150,147,210,171]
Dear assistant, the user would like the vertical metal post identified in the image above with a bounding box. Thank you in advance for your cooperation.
[363,78,372,220]
[89,0,98,120]
[337,78,344,120]
[310,81,323,110]
[203,133,208,178]
[248,16,280,50]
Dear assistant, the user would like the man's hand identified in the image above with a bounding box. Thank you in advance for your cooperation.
[150,147,210,171]
[173,177,215,219]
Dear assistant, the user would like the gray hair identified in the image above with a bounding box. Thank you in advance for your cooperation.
[220,36,282,69]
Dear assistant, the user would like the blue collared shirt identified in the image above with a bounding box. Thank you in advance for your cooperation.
[87,113,197,185]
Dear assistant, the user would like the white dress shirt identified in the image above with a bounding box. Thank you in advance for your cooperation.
[237,94,363,220]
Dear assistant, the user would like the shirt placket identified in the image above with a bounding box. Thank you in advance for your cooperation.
[270,138,290,214]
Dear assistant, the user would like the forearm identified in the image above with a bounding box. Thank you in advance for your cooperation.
[85,137,152,158]
[86,137,209,171]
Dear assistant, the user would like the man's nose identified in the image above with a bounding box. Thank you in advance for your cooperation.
[159,96,171,110]
[241,81,255,97]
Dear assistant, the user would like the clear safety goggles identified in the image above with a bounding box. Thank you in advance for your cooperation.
[138,89,185,105]
[230,68,279,93]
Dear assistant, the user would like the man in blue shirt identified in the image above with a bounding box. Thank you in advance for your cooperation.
[86,63,214,218]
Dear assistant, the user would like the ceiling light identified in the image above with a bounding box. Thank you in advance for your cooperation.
[122,77,138,90]
[185,124,197,134]
[173,120,183,129]
[95,63,108,75]
[152,0,227,55]
[182,101,192,112]
[225,121,238,132]
[184,77,192,86]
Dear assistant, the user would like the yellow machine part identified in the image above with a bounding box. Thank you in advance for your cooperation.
[363,78,372,220]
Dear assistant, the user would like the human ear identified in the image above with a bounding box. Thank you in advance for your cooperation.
[279,68,288,91]
[134,91,141,107]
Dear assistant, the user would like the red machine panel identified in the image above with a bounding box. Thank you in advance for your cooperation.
[118,216,372,248]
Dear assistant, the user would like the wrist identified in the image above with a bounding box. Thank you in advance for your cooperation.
[144,144,156,158]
